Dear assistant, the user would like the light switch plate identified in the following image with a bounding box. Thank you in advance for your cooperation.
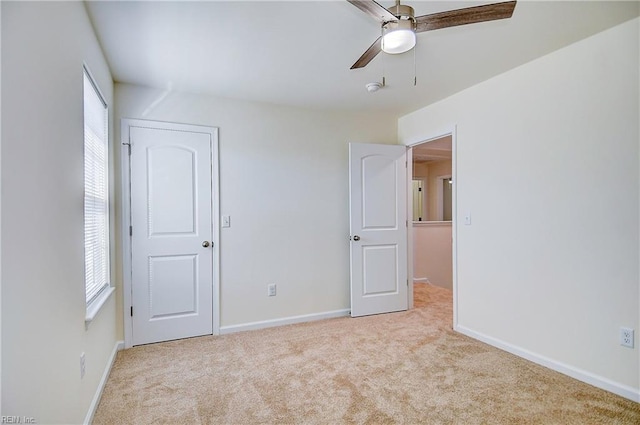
[222,215,231,228]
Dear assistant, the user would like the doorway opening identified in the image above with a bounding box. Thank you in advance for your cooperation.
[408,133,456,325]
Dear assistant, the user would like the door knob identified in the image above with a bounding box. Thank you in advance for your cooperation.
[202,241,211,248]
[352,235,360,241]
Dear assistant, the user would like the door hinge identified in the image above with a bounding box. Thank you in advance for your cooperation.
[418,187,422,192]
[130,306,133,317]
[129,226,133,236]
[407,279,409,286]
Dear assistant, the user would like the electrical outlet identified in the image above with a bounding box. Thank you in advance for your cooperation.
[80,352,86,378]
[267,284,276,297]
[620,327,634,348]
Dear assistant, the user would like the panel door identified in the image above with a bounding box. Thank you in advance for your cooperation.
[130,125,213,345]
[349,143,408,317]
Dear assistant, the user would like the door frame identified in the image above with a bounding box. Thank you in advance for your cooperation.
[120,118,221,348]
[406,127,458,329]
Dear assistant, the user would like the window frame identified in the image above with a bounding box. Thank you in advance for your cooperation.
[83,65,114,323]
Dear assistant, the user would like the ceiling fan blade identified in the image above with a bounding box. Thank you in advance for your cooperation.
[351,36,382,69]
[347,0,397,23]
[415,1,516,33]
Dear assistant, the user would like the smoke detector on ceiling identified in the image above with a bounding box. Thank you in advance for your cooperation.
[366,82,383,93]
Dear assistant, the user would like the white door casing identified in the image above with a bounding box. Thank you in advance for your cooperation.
[349,143,408,317]
[122,119,219,346]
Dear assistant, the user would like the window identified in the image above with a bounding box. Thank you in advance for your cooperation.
[83,67,110,308]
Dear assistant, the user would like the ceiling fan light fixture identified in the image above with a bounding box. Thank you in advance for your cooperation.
[348,0,517,70]
[381,20,416,54]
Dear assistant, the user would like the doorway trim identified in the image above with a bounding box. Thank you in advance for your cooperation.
[407,127,458,329]
[120,118,221,348]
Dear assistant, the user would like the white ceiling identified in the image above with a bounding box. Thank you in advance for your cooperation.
[85,0,640,117]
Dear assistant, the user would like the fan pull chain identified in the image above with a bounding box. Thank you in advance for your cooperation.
[413,45,417,86]
[381,26,386,87]
[382,53,386,87]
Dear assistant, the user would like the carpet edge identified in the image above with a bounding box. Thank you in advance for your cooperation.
[84,340,125,425]
[456,325,640,403]
[219,309,351,335]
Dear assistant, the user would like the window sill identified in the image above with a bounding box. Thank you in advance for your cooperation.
[85,286,115,328]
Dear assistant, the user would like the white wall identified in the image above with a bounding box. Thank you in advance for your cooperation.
[413,223,452,290]
[399,18,640,399]
[1,2,117,422]
[115,84,398,331]
[0,1,3,415]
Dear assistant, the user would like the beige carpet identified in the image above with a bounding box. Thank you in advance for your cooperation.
[94,284,640,424]
[413,281,449,308]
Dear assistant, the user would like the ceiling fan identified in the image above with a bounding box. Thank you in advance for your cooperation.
[348,0,517,69]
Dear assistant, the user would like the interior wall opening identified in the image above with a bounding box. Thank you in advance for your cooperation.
[410,135,454,312]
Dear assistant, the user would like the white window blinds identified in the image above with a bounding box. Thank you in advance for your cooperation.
[83,69,110,305]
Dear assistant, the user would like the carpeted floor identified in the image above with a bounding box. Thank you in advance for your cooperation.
[413,281,448,308]
[93,283,640,424]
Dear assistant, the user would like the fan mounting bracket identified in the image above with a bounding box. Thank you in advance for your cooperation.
[387,3,414,21]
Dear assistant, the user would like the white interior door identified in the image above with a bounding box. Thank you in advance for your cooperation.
[349,143,408,317]
[129,123,215,345]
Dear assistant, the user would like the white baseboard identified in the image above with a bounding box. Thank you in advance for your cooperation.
[219,309,350,335]
[413,278,429,283]
[84,340,124,425]
[455,325,640,402]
